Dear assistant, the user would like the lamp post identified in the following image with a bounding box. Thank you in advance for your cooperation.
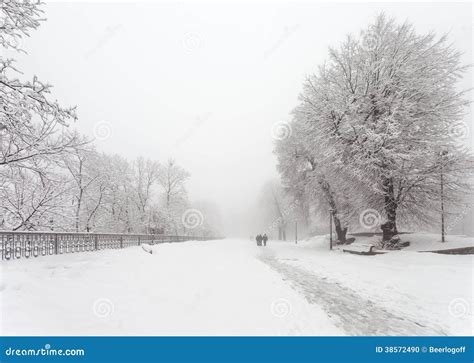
[295,219,298,244]
[441,169,445,243]
[440,150,448,243]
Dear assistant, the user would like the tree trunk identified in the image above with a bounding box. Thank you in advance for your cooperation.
[75,197,81,232]
[317,174,348,243]
[333,213,347,243]
[382,176,398,240]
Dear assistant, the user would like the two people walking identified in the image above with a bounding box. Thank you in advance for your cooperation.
[256,233,268,247]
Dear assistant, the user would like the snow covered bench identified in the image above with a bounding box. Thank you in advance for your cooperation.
[141,244,154,254]
[342,243,377,255]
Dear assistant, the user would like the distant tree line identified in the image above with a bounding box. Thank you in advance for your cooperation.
[0,1,221,235]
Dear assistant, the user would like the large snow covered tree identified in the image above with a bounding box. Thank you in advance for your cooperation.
[62,140,108,232]
[274,115,358,243]
[158,158,190,209]
[157,158,190,234]
[286,14,472,240]
[96,154,136,233]
[274,119,348,242]
[133,156,160,233]
[0,0,80,173]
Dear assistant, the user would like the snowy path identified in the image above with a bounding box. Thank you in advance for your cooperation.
[258,250,448,336]
[261,236,473,336]
[1,237,470,336]
[0,239,342,336]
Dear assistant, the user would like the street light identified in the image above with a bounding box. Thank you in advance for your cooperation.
[440,150,448,243]
[295,219,298,244]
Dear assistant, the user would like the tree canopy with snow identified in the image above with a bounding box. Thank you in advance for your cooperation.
[0,0,81,172]
[275,14,473,244]
[0,1,220,235]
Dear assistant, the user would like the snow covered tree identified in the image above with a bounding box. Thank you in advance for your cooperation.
[62,140,107,232]
[158,159,190,209]
[293,14,472,241]
[132,156,160,233]
[157,159,190,234]
[0,0,212,236]
[274,116,356,242]
[92,154,136,233]
[0,166,72,231]
[0,0,81,174]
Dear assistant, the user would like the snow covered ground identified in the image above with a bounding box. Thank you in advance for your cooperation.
[263,233,473,336]
[0,236,472,336]
[0,239,341,336]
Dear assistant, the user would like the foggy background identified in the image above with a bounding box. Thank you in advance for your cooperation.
[10,1,472,237]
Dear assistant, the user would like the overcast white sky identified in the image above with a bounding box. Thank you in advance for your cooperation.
[10,1,472,235]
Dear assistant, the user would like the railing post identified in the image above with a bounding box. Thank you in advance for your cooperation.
[120,235,123,249]
[94,234,98,250]
[54,234,58,255]
[138,236,141,246]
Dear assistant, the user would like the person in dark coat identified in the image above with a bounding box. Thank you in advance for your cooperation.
[262,233,268,246]
[256,234,262,246]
